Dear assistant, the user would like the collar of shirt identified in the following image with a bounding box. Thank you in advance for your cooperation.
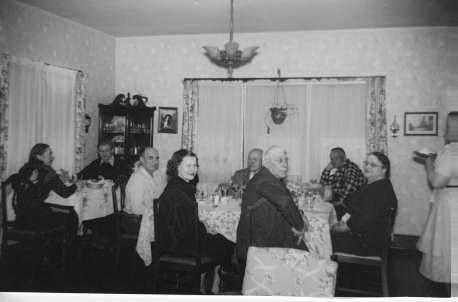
[138,165,164,184]
[336,159,351,171]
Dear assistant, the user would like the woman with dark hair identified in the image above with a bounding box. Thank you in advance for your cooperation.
[16,143,78,232]
[157,149,234,268]
[415,111,458,292]
[331,152,398,256]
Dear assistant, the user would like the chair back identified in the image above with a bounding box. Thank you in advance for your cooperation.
[1,174,26,253]
[382,207,397,259]
[385,207,397,243]
[153,198,161,255]
[112,175,128,213]
[242,247,338,296]
[2,174,21,224]
[247,199,265,249]
[153,197,201,264]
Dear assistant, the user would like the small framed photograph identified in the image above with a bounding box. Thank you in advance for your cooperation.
[404,112,438,136]
[158,107,178,134]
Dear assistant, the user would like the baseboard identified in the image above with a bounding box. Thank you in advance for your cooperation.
[391,234,419,251]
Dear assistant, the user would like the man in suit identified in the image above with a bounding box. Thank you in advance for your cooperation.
[231,148,263,189]
[236,146,308,273]
[77,141,131,182]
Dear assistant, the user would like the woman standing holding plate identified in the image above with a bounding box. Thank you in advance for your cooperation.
[415,111,458,296]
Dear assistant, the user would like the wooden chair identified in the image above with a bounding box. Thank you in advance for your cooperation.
[111,176,143,284]
[1,174,73,280]
[331,207,397,297]
[77,179,122,282]
[152,198,223,294]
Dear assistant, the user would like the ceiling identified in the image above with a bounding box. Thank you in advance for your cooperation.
[16,0,458,37]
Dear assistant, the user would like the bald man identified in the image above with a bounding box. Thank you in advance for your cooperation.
[231,148,263,188]
[124,147,166,215]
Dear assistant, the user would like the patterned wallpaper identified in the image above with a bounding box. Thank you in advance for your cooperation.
[0,0,456,235]
[0,0,116,165]
[116,27,458,235]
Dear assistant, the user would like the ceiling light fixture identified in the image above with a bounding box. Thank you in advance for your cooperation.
[203,0,259,78]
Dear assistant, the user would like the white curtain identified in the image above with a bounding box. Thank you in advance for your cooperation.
[6,58,77,176]
[244,81,308,179]
[194,81,243,185]
[188,79,367,185]
[306,82,367,181]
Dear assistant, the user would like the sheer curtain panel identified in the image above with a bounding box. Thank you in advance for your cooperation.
[194,82,244,184]
[6,58,77,176]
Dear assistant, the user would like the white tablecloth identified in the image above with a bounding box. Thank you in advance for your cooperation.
[136,197,335,266]
[299,200,337,259]
[45,180,118,227]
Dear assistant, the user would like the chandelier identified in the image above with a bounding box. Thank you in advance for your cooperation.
[203,0,259,78]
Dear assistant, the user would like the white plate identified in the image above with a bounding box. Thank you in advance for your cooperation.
[414,148,436,157]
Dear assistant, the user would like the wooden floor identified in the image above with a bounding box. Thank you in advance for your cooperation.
[0,235,450,297]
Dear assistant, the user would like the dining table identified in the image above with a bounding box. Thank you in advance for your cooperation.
[135,192,337,294]
[44,179,119,232]
[136,193,336,265]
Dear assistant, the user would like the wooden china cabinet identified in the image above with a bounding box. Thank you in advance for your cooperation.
[98,103,156,165]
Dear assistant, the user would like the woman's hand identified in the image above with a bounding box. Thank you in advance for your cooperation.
[332,221,350,232]
[291,226,307,246]
[29,169,39,184]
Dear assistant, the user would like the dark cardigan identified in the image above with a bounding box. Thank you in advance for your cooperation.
[156,176,207,256]
[16,159,77,223]
[346,178,398,253]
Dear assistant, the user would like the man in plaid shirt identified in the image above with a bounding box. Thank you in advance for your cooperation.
[320,147,366,219]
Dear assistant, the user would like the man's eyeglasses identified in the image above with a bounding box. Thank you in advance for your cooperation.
[363,160,383,168]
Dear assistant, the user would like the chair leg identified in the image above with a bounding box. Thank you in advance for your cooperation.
[151,264,159,293]
[381,262,389,297]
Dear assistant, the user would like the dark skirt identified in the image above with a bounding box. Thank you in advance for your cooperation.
[16,204,78,236]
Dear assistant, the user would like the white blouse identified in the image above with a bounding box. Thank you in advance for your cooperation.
[125,166,166,215]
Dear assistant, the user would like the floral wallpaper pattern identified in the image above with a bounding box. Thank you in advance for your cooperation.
[181,80,199,151]
[0,0,116,166]
[366,77,388,154]
[116,28,457,235]
[0,53,10,179]
[74,71,88,173]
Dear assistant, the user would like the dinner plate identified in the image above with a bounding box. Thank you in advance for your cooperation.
[413,149,436,158]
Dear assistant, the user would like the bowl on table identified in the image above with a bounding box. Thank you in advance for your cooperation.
[86,179,105,189]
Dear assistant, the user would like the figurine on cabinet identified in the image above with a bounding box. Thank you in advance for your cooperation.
[112,93,127,106]
[132,94,147,107]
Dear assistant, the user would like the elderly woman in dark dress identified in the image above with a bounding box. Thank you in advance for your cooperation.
[331,152,398,256]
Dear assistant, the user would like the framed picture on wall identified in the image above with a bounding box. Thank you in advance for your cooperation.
[404,112,438,136]
[158,107,178,134]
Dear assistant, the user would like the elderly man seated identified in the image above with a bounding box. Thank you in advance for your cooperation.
[320,147,366,220]
[231,148,263,189]
[124,147,166,215]
[236,146,308,273]
[77,141,131,182]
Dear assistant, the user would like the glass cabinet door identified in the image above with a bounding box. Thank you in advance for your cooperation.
[99,112,127,156]
[126,113,153,157]
[98,104,155,164]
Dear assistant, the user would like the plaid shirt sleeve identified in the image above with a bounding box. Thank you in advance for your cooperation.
[320,168,333,185]
[339,161,366,202]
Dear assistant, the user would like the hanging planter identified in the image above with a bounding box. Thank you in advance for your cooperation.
[270,107,287,125]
